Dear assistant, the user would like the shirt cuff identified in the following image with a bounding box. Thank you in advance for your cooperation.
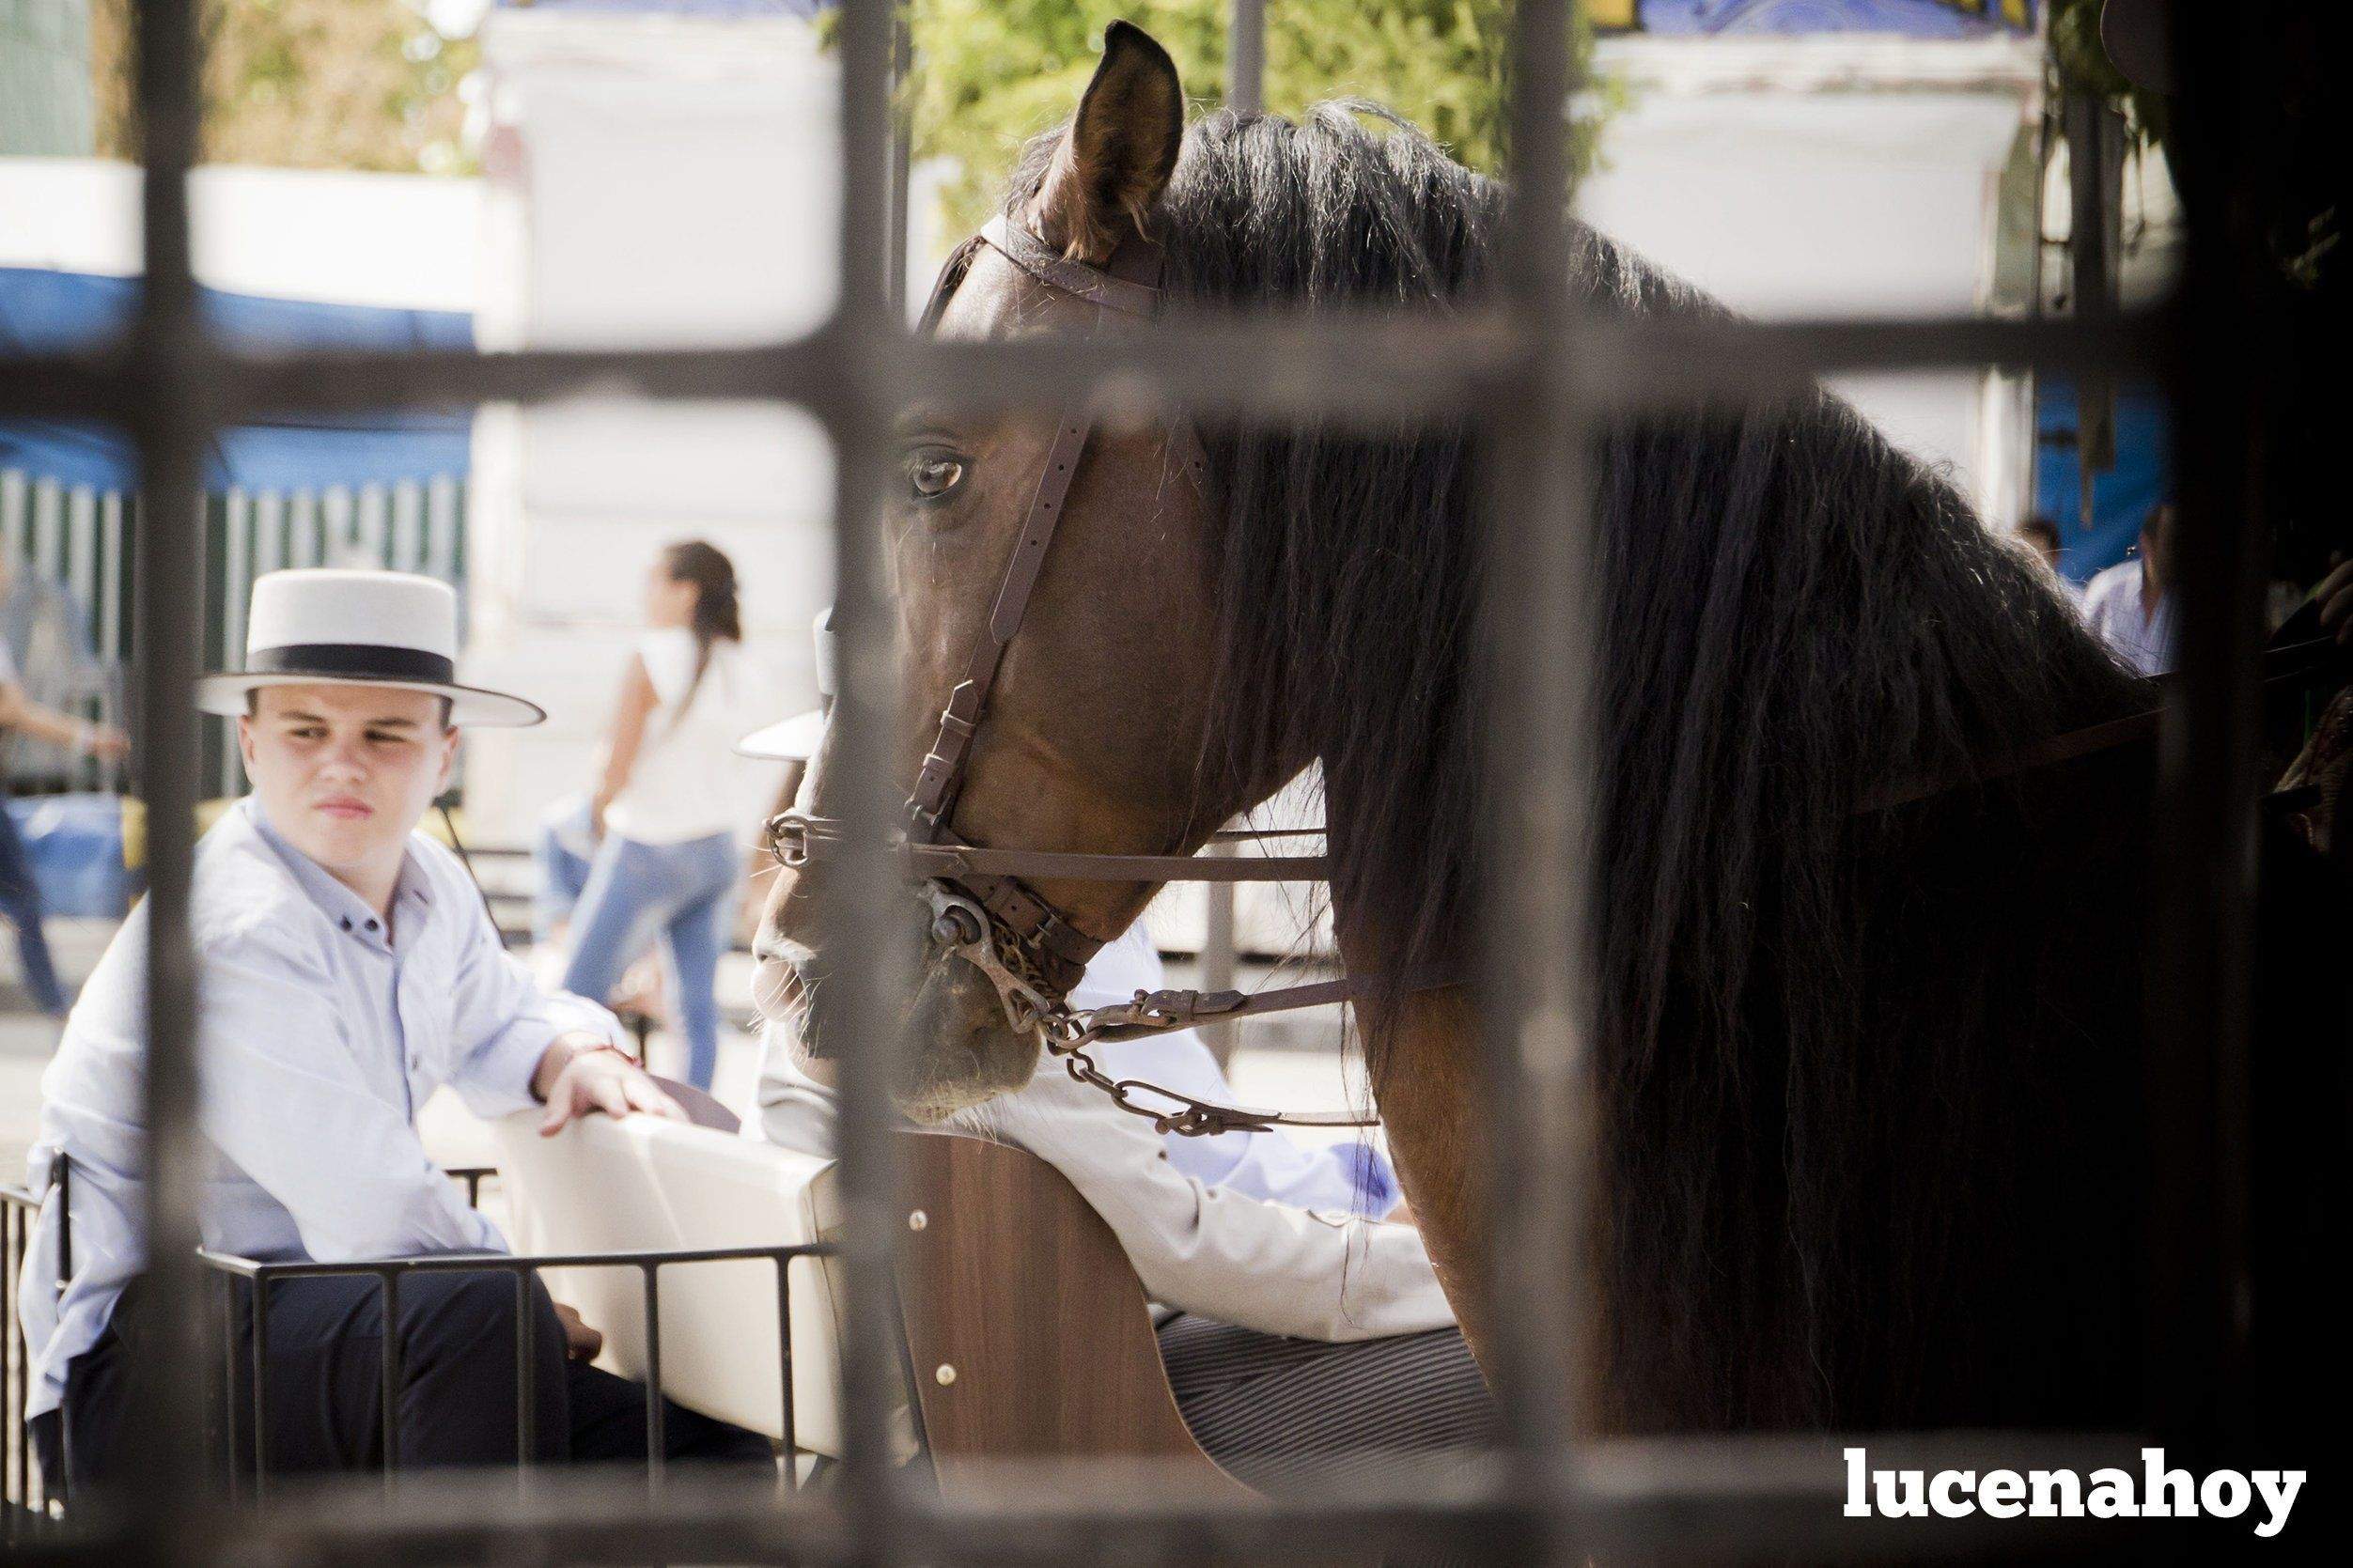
[459,1000,620,1120]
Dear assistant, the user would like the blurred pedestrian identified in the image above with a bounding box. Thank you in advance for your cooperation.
[2081,502,2178,675]
[2016,515,2083,608]
[1,636,127,1017]
[538,542,772,1091]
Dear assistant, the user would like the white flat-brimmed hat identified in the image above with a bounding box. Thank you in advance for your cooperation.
[195,568,545,728]
[735,707,826,762]
[736,605,833,761]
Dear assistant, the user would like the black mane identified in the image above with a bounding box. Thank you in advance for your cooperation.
[1010,104,2154,1432]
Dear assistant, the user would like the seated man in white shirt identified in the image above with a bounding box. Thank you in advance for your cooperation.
[740,712,1494,1492]
[2080,501,2178,676]
[18,569,769,1494]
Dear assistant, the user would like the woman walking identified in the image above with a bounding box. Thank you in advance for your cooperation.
[1,638,128,1017]
[539,542,771,1091]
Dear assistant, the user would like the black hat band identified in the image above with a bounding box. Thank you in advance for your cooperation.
[242,644,458,686]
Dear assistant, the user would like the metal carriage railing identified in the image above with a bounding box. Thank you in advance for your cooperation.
[5,1160,831,1529]
[0,0,2298,1561]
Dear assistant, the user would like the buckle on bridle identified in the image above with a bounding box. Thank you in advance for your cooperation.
[920,881,1060,1035]
[762,811,812,868]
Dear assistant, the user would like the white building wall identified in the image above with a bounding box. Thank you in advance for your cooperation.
[1575,32,2045,530]
[464,8,852,843]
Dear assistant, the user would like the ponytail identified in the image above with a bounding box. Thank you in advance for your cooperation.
[658,539,742,727]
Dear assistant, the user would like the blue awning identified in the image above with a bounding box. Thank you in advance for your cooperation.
[2034,378,2173,586]
[0,268,474,494]
[1632,0,2032,34]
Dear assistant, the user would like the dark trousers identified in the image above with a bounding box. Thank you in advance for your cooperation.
[31,1270,771,1494]
[0,796,67,1016]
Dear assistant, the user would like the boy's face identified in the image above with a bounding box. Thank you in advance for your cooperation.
[238,685,457,881]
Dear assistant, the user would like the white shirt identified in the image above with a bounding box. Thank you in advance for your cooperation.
[2080,557,2175,676]
[753,977,1453,1343]
[1073,928,1399,1218]
[603,629,777,846]
[16,799,623,1419]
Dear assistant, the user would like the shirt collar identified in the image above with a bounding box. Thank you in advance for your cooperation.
[242,798,433,951]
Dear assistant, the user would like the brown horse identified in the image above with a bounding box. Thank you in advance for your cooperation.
[758,23,2344,1438]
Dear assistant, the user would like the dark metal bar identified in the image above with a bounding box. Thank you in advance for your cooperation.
[1479,2,1586,1561]
[515,1270,536,1483]
[55,1155,70,1292]
[125,0,213,1547]
[774,1256,796,1489]
[170,1429,2172,1567]
[1199,844,1239,1068]
[641,1264,664,1493]
[196,1242,833,1280]
[250,1280,270,1504]
[4,1200,20,1514]
[885,4,914,317]
[379,1269,401,1490]
[0,308,2181,425]
[2142,0,2267,1459]
[1227,0,1267,116]
[219,1271,238,1504]
[828,0,912,1562]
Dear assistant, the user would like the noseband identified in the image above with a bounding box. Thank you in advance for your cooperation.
[766,213,1452,1138]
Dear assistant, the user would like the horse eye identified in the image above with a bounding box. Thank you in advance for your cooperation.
[906,450,966,503]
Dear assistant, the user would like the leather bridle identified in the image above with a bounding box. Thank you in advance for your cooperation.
[765,214,1449,1138]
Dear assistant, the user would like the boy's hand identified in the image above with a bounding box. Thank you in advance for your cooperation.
[553,1302,604,1361]
[533,1034,686,1136]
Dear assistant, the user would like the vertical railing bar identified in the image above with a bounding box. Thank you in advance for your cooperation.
[56,1128,71,1303]
[250,1278,270,1503]
[1227,0,1267,116]
[642,1263,665,1495]
[50,1160,70,1513]
[0,469,23,562]
[2143,0,2264,1459]
[1200,841,1239,1069]
[100,489,124,696]
[775,1254,796,1491]
[516,1269,537,1485]
[885,5,913,317]
[4,1203,18,1514]
[830,0,913,1560]
[123,0,212,1549]
[1481,1,1587,1561]
[379,1268,401,1492]
[219,1270,238,1504]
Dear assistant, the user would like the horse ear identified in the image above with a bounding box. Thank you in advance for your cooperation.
[1028,21,1183,265]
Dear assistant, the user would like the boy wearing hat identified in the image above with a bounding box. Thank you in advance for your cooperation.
[19,568,767,1491]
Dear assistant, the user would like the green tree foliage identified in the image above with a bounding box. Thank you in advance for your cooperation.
[91,0,476,174]
[904,1,1596,242]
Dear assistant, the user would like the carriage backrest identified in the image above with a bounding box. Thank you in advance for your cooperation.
[491,1109,865,1460]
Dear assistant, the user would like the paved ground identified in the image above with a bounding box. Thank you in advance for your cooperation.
[2,920,1381,1188]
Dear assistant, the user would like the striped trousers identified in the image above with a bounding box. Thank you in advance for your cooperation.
[1156,1314,1498,1496]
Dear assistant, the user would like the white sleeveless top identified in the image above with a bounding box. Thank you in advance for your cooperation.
[604,629,776,846]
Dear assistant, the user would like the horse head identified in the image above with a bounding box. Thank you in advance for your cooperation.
[756,25,1272,1120]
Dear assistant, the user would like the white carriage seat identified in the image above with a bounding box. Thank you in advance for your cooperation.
[491,1110,874,1461]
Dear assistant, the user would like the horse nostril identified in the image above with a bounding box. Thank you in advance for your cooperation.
[931,908,981,948]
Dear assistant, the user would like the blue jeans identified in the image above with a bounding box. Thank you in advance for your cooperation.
[0,798,68,1016]
[537,802,737,1091]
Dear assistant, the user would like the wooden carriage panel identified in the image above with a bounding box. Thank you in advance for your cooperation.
[892,1130,1252,1500]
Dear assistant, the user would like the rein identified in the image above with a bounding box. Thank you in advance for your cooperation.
[771,212,1452,1139]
